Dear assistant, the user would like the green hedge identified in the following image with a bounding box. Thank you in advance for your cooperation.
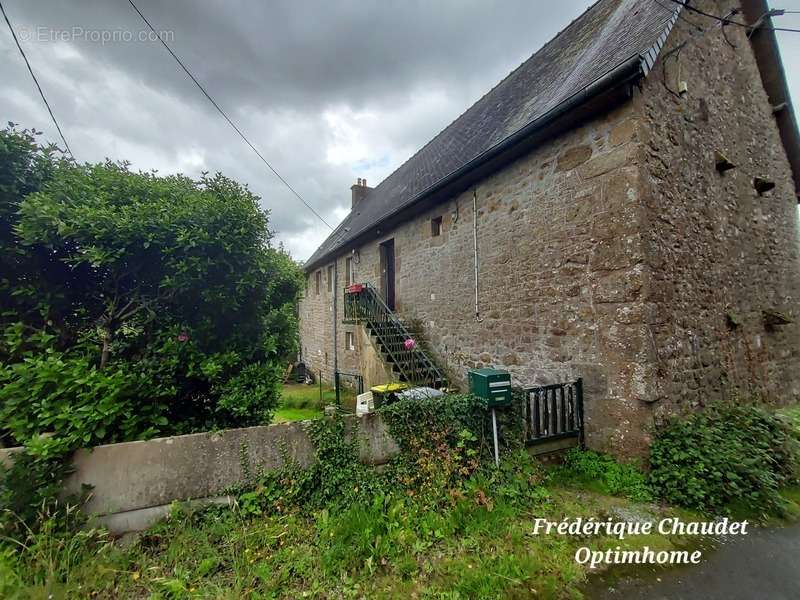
[649,404,800,513]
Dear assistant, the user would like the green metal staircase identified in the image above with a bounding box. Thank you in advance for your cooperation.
[343,283,447,388]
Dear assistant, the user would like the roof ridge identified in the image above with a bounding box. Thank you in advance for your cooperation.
[368,0,614,200]
[307,0,669,268]
[313,0,615,260]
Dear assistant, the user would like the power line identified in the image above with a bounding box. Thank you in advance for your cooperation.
[1,1,73,157]
[126,0,334,231]
[664,0,800,33]
[651,0,705,31]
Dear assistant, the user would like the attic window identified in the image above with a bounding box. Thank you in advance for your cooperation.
[315,270,321,295]
[431,216,443,237]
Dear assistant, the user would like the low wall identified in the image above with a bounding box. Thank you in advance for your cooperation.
[0,413,399,534]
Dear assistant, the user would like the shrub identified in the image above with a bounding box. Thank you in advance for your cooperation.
[0,125,303,541]
[214,362,282,428]
[0,125,304,443]
[0,349,167,458]
[552,448,653,502]
[234,395,545,519]
[648,404,800,514]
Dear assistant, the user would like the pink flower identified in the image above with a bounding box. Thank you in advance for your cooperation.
[177,332,189,343]
[404,338,416,350]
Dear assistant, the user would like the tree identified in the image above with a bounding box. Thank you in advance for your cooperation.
[0,125,66,330]
[0,126,304,445]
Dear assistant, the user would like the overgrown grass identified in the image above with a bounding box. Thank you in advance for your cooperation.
[0,461,692,599]
[0,395,685,599]
[550,448,653,502]
[4,399,799,598]
[270,383,331,423]
[275,383,358,421]
[278,382,333,410]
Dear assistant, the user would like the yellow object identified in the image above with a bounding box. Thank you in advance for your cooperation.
[370,383,409,394]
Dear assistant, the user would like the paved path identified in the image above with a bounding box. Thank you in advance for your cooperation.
[586,523,800,600]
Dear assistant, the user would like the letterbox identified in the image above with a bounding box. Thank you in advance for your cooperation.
[468,368,512,408]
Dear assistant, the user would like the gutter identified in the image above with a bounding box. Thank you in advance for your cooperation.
[305,53,646,272]
[741,0,800,201]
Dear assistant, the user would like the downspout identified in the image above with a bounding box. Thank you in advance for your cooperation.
[333,261,338,379]
[472,188,482,322]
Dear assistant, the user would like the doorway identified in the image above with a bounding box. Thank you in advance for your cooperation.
[379,238,395,310]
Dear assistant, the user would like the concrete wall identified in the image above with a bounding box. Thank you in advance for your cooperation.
[0,414,399,533]
[299,0,800,457]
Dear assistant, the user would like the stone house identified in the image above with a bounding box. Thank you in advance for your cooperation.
[299,0,800,456]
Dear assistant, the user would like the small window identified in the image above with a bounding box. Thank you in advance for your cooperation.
[315,270,321,295]
[345,257,353,286]
[431,216,442,237]
[346,331,355,351]
[327,265,334,292]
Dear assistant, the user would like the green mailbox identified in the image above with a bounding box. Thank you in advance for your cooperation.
[468,367,512,408]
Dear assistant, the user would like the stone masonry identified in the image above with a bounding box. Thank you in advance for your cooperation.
[300,1,800,457]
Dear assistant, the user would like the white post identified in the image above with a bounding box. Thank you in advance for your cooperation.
[492,408,500,467]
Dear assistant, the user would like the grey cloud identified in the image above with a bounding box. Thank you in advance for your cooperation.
[3,1,799,260]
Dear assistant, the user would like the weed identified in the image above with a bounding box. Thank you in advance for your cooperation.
[649,404,800,514]
[551,448,653,502]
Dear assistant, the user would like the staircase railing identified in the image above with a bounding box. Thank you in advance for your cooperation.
[343,283,446,388]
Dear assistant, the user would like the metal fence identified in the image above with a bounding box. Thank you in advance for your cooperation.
[524,378,584,448]
[334,371,364,411]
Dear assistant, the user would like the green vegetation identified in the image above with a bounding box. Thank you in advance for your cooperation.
[0,480,683,599]
[552,448,653,502]
[271,407,322,423]
[0,397,680,599]
[2,396,800,598]
[273,382,359,423]
[0,125,303,538]
[278,382,334,409]
[649,404,800,514]
[270,383,333,423]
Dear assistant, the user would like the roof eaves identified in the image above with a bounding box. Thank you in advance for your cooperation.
[741,0,800,200]
[305,53,648,272]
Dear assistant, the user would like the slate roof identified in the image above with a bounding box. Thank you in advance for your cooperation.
[306,0,677,270]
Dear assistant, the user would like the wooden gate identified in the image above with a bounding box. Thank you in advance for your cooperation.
[524,378,584,453]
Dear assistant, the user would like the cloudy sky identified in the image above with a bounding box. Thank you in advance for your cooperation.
[2,1,799,261]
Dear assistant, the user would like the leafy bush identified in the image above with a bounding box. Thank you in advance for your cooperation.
[0,125,303,539]
[214,362,282,427]
[552,448,653,502]
[649,404,800,513]
[0,350,167,458]
[0,124,303,446]
[380,393,526,456]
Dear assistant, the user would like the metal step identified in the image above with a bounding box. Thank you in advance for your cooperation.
[346,283,448,389]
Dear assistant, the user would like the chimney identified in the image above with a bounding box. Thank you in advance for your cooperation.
[351,177,371,209]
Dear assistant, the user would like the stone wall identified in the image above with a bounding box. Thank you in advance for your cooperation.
[298,245,398,390]
[299,0,800,456]
[301,99,653,454]
[637,0,800,420]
